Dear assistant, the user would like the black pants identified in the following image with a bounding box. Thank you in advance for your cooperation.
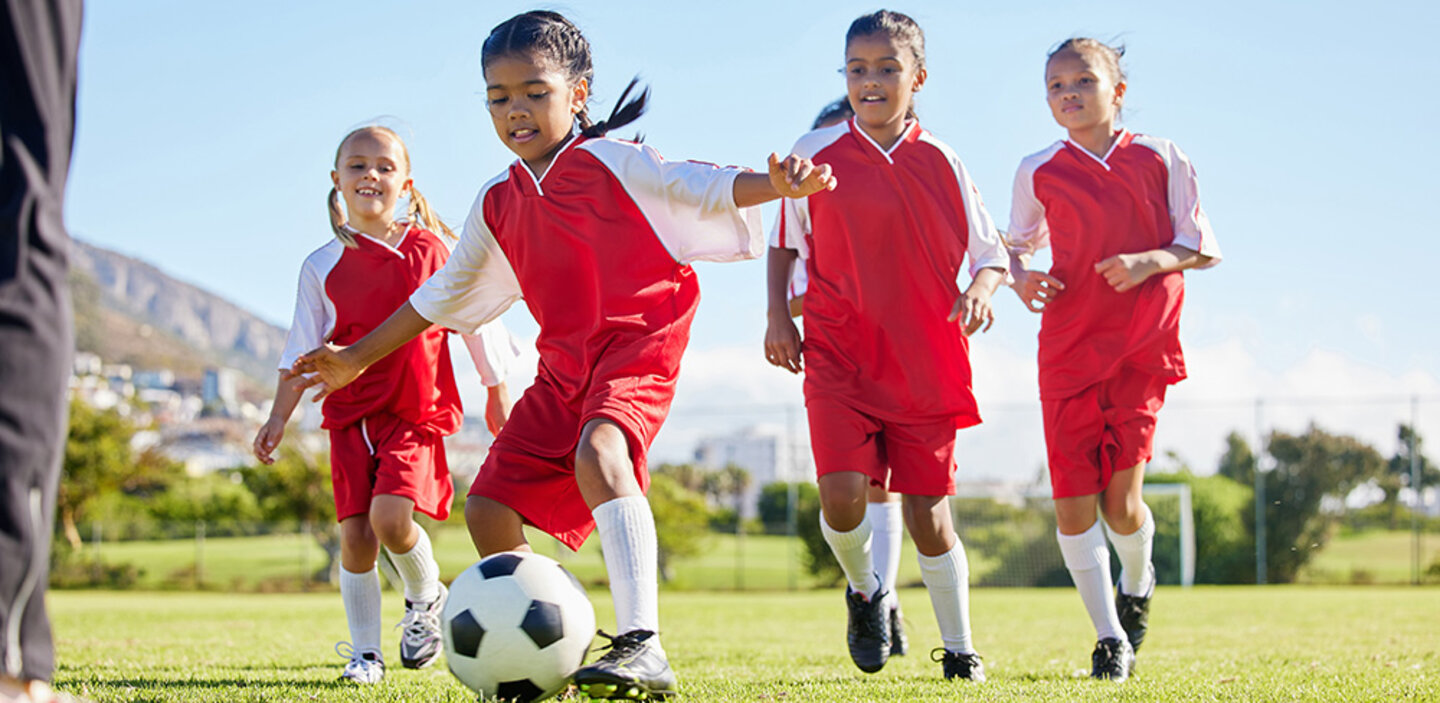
[1,0,82,683]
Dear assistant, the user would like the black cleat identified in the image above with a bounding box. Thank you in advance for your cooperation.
[573,630,676,700]
[1115,588,1152,653]
[1090,637,1135,682]
[932,648,986,681]
[888,605,908,656]
[844,585,891,673]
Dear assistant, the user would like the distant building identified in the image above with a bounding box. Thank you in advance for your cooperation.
[202,367,239,416]
[693,425,813,518]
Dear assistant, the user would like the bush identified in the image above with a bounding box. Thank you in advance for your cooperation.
[1149,472,1255,584]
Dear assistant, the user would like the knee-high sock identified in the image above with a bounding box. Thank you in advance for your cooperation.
[918,539,974,654]
[821,513,880,598]
[868,501,904,608]
[1105,503,1156,597]
[339,566,383,657]
[385,524,440,604]
[1057,521,1124,641]
[593,496,662,649]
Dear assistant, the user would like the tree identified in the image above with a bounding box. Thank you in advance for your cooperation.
[646,473,709,582]
[1217,431,1256,486]
[1377,425,1439,529]
[1256,424,1386,582]
[240,445,339,582]
[60,402,137,550]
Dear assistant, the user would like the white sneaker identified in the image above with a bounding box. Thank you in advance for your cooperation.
[397,582,447,669]
[335,642,385,684]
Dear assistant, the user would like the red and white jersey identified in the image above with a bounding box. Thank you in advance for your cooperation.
[278,224,517,432]
[1007,129,1222,400]
[772,118,1009,426]
[410,136,762,456]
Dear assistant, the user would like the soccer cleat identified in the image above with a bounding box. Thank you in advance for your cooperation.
[1115,567,1153,653]
[931,648,986,682]
[398,582,447,669]
[888,604,908,656]
[573,630,677,700]
[1090,637,1135,682]
[844,584,891,673]
[335,642,385,684]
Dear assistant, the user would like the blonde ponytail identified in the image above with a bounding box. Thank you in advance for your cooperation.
[406,186,456,244]
[328,187,358,248]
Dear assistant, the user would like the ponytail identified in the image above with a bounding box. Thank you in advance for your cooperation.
[406,186,456,244]
[579,77,649,139]
[328,187,358,248]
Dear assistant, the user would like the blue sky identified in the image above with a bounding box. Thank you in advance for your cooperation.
[67,1,1440,478]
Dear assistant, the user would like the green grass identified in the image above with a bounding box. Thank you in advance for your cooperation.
[1301,530,1440,585]
[49,586,1440,702]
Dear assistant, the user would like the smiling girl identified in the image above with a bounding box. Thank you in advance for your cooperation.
[291,11,834,700]
[1005,38,1222,681]
[255,125,517,684]
[763,10,1008,682]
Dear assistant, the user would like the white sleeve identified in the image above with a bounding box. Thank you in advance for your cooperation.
[409,179,523,334]
[1006,157,1051,261]
[952,159,1011,280]
[1163,143,1222,267]
[277,248,338,370]
[460,319,521,387]
[581,139,764,264]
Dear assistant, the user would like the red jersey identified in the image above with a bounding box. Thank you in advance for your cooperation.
[410,136,762,457]
[279,225,515,432]
[773,119,1009,427]
[1007,130,1222,400]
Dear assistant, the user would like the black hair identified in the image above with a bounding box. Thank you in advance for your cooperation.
[845,10,925,121]
[1047,37,1127,84]
[812,97,854,130]
[481,10,648,139]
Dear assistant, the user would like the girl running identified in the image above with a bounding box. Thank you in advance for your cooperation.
[1005,37,1221,681]
[254,125,517,684]
[293,11,835,700]
[764,10,1008,682]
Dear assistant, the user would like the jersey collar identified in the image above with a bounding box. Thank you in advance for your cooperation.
[849,117,920,165]
[515,129,585,197]
[346,221,411,258]
[1064,128,1133,171]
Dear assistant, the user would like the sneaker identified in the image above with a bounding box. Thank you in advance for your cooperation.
[844,584,891,673]
[1115,569,1153,653]
[336,642,385,684]
[1090,637,1135,682]
[398,582,447,669]
[573,630,677,700]
[888,604,908,656]
[931,648,986,682]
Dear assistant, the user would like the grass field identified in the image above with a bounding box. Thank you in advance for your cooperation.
[49,586,1439,702]
[1302,530,1439,585]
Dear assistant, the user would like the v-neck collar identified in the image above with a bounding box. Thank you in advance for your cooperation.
[515,132,585,197]
[348,222,411,258]
[849,117,918,165]
[1065,129,1132,171]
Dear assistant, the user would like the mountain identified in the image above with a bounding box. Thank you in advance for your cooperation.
[69,239,287,385]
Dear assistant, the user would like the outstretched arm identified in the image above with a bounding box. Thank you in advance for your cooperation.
[291,302,432,400]
[733,153,837,208]
[764,246,803,374]
[1094,244,1214,293]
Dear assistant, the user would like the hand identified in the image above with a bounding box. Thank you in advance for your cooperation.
[291,343,363,401]
[767,152,837,199]
[1094,253,1157,292]
[948,288,996,336]
[764,311,804,374]
[253,416,286,464]
[485,383,512,436]
[1011,269,1065,313]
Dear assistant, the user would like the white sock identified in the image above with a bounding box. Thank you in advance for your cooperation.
[868,501,904,611]
[918,539,974,654]
[820,513,880,597]
[339,566,383,657]
[1105,504,1156,597]
[593,496,662,652]
[1057,521,1124,642]
[385,524,441,604]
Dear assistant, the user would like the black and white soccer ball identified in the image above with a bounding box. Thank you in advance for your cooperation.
[442,551,596,702]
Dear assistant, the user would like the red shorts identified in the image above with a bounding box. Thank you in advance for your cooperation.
[1042,369,1168,499]
[468,374,660,550]
[328,412,453,522]
[807,395,958,496]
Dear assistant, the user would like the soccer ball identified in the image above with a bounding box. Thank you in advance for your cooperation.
[442,551,596,702]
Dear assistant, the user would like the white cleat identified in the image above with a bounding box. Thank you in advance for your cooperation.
[398,582,447,669]
[336,641,385,684]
